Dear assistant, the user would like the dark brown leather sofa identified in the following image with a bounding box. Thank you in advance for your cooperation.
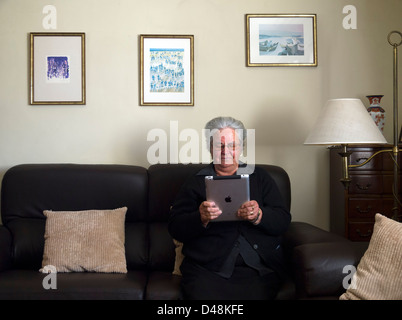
[0,163,364,299]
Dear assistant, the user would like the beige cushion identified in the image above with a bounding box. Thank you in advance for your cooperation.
[340,213,402,300]
[172,239,184,276]
[42,207,127,273]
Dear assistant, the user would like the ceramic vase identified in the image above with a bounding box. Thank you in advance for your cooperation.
[366,95,385,131]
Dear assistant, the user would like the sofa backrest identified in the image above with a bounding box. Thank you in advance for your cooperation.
[1,164,148,269]
[255,164,291,211]
[147,164,291,220]
[1,163,291,272]
[147,164,207,272]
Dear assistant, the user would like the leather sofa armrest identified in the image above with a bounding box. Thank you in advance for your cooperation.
[283,221,349,249]
[0,225,12,271]
[292,241,363,298]
[283,222,367,299]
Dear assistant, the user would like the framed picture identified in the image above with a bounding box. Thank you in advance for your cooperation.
[30,32,86,105]
[140,34,194,106]
[246,14,317,67]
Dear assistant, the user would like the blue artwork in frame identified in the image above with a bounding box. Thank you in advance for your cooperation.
[259,24,304,56]
[140,34,194,106]
[47,56,70,82]
[149,48,185,93]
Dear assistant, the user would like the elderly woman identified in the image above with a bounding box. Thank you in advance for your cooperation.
[168,116,291,300]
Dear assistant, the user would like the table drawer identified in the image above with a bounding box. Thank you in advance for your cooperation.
[349,150,382,170]
[348,222,374,241]
[348,198,395,220]
[349,175,382,194]
[348,199,381,220]
[331,145,402,242]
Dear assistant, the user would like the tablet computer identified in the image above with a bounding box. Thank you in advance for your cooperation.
[205,174,250,222]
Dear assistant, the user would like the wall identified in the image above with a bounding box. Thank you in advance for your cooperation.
[1,0,402,229]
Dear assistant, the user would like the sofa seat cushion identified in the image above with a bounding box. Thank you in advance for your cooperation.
[274,274,296,300]
[145,271,182,300]
[0,270,147,300]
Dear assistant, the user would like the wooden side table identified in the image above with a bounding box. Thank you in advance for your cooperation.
[330,144,400,241]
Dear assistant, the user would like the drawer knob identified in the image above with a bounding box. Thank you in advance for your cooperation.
[356,228,372,238]
[356,157,369,163]
[356,205,372,213]
[356,183,371,190]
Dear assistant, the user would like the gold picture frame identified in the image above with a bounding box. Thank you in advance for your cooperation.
[140,34,194,106]
[30,32,86,105]
[246,14,317,67]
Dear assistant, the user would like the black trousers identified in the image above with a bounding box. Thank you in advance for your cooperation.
[180,258,282,300]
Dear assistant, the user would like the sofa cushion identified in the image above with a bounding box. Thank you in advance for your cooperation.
[145,271,182,300]
[148,222,176,271]
[148,163,207,222]
[0,269,147,300]
[42,207,127,273]
[147,164,206,274]
[340,213,402,300]
[124,223,148,270]
[1,164,148,224]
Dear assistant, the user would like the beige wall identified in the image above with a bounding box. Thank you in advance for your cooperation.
[1,0,402,229]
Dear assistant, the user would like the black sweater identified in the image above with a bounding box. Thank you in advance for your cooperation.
[168,164,291,275]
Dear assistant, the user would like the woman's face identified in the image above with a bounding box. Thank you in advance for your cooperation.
[211,128,242,169]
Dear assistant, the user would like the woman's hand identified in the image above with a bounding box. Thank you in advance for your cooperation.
[199,201,222,226]
[237,200,262,225]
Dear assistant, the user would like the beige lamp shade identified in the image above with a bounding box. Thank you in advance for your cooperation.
[304,98,388,145]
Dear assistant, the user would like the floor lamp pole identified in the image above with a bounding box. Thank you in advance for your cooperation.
[388,31,402,221]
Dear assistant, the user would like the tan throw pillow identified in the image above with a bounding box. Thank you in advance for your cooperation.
[172,239,184,276]
[340,213,402,300]
[42,207,127,273]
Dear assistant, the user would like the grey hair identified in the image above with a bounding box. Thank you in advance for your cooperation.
[204,116,247,146]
